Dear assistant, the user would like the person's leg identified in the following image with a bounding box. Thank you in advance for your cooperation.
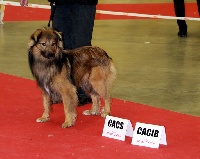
[52,5,73,49]
[0,4,5,25]
[196,0,200,15]
[173,0,187,37]
[70,4,96,105]
[71,4,96,49]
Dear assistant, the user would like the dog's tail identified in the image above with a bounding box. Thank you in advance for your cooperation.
[108,61,117,86]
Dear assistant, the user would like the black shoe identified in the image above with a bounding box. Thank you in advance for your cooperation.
[78,96,92,106]
[178,31,187,37]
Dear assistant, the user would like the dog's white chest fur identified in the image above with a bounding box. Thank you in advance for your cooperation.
[44,83,50,94]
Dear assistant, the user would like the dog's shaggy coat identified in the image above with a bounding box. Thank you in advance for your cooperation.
[28,27,116,128]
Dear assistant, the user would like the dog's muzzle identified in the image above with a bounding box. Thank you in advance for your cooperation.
[41,51,55,59]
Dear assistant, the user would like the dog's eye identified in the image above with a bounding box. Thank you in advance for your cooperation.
[39,43,46,47]
[52,42,56,47]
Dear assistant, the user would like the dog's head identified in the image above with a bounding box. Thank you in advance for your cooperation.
[29,27,63,59]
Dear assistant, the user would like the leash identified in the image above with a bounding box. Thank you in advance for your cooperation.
[47,2,56,27]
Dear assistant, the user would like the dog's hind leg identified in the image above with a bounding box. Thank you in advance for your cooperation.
[101,63,117,118]
[82,94,101,115]
[101,93,111,117]
[36,93,51,122]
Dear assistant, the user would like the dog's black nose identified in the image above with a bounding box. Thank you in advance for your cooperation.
[41,51,55,59]
[47,53,55,58]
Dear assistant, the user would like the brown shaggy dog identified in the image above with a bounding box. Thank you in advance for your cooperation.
[28,27,116,128]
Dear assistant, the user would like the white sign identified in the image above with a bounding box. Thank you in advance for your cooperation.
[102,116,134,141]
[131,122,167,148]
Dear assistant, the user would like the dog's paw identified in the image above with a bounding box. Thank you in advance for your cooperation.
[36,117,50,122]
[82,110,100,116]
[101,112,110,118]
[101,108,110,117]
[62,122,74,128]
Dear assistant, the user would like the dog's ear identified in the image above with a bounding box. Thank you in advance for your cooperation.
[53,30,62,41]
[28,29,43,48]
[53,30,63,48]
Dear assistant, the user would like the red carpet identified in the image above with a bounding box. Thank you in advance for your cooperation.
[3,3,200,21]
[0,73,200,158]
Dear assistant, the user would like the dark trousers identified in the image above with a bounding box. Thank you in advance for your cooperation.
[52,4,96,100]
[173,0,200,31]
[52,4,96,50]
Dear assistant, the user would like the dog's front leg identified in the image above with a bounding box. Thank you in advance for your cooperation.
[61,84,78,128]
[36,92,51,122]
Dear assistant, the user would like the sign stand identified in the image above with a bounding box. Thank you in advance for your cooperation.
[102,116,134,141]
[131,122,167,148]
